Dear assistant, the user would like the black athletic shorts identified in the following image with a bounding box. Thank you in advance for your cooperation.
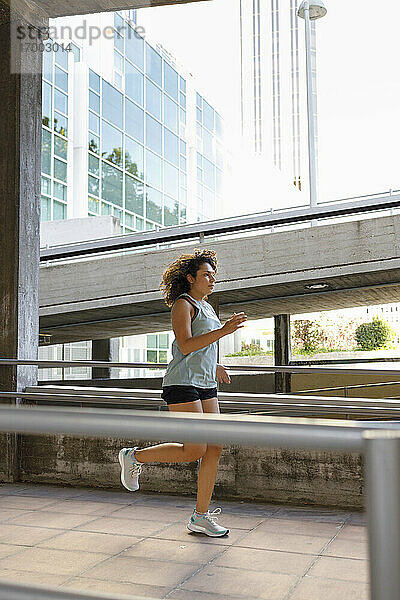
[161,385,218,405]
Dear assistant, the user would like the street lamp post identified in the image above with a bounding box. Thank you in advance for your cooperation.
[297,0,327,208]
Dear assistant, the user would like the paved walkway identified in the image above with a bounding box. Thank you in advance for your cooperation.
[0,483,368,600]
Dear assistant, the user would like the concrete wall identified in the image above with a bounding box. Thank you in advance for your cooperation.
[40,215,120,248]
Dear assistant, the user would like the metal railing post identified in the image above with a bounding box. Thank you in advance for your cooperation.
[364,431,400,600]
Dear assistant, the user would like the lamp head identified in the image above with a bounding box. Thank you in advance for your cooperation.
[297,0,327,20]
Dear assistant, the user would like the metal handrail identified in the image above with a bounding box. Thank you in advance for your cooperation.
[296,381,400,394]
[3,358,400,376]
[39,193,400,261]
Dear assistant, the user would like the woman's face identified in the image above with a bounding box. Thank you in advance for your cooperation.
[188,262,217,296]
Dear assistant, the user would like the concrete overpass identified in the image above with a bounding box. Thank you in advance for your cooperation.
[39,213,400,343]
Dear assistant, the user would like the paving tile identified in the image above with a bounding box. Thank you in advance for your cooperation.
[168,590,260,600]
[181,565,297,599]
[308,556,369,583]
[235,530,328,554]
[123,537,224,563]
[290,575,369,600]
[40,499,123,516]
[84,555,199,587]
[0,524,62,546]
[0,495,60,510]
[70,490,138,504]
[0,547,108,577]
[0,545,27,559]
[216,513,264,530]
[15,486,86,498]
[212,546,314,575]
[154,522,244,546]
[61,577,170,598]
[255,517,341,538]
[38,530,141,554]
[323,537,368,560]
[110,504,190,522]
[77,516,169,537]
[7,511,96,530]
[0,568,69,587]
[337,524,368,541]
[0,508,31,522]
[276,507,348,523]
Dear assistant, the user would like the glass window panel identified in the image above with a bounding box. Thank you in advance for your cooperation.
[126,24,144,69]
[89,110,99,134]
[164,95,178,133]
[54,135,67,159]
[180,139,186,155]
[180,156,186,171]
[125,212,135,228]
[146,43,161,86]
[164,129,178,166]
[54,181,67,201]
[114,50,123,72]
[179,76,186,93]
[101,201,112,215]
[88,153,99,176]
[88,196,100,214]
[145,185,162,224]
[70,42,81,63]
[196,92,202,108]
[216,144,223,168]
[125,174,144,215]
[203,100,214,131]
[55,49,68,69]
[42,81,52,128]
[125,98,144,142]
[40,195,51,221]
[125,135,144,179]
[197,167,202,181]
[89,90,100,113]
[159,333,169,349]
[41,176,51,196]
[164,162,178,198]
[147,334,158,349]
[89,69,100,92]
[43,50,52,82]
[114,12,124,32]
[125,60,143,105]
[203,158,215,189]
[113,206,122,220]
[179,108,186,124]
[53,200,67,220]
[102,81,123,128]
[147,350,157,363]
[114,31,123,53]
[41,129,51,175]
[114,71,123,90]
[146,220,155,230]
[159,350,167,363]
[196,106,202,123]
[54,111,67,137]
[180,171,187,189]
[180,186,187,203]
[179,91,186,109]
[101,162,123,206]
[54,89,67,114]
[54,65,68,92]
[54,158,67,182]
[146,114,162,155]
[216,167,223,195]
[215,112,222,138]
[136,216,144,230]
[203,128,213,159]
[180,203,186,223]
[164,62,178,100]
[146,78,161,120]
[146,149,161,189]
[164,195,179,227]
[88,174,99,196]
[101,120,123,166]
[88,133,99,154]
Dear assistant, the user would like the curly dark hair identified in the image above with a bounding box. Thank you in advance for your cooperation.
[160,248,218,307]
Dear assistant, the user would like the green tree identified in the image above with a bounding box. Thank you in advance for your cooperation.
[292,319,324,353]
[355,318,392,351]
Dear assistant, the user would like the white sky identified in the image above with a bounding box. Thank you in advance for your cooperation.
[138,0,400,210]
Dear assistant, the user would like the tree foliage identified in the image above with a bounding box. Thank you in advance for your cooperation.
[355,318,392,351]
[292,319,324,353]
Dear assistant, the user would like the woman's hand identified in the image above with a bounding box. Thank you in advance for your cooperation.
[221,312,247,335]
[216,364,231,384]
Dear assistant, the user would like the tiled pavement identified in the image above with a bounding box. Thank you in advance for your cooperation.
[0,483,369,600]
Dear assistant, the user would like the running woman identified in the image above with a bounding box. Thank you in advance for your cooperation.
[119,249,247,537]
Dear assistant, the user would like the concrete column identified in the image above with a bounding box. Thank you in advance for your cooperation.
[92,338,120,379]
[207,293,220,363]
[274,314,291,393]
[0,3,43,481]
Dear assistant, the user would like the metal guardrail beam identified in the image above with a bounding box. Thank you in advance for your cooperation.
[39,194,400,260]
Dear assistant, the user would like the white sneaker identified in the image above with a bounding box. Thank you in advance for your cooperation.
[118,447,142,491]
[187,508,229,537]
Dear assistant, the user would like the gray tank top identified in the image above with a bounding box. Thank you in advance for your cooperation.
[162,293,222,389]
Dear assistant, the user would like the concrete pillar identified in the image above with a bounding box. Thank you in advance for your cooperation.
[0,2,43,481]
[92,338,120,379]
[207,294,220,363]
[274,314,291,394]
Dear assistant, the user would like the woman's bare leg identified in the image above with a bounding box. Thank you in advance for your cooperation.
[134,400,207,463]
[195,397,222,514]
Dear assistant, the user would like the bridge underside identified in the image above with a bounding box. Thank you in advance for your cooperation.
[39,215,400,343]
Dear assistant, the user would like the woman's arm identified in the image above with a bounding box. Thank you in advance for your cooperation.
[172,299,247,355]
